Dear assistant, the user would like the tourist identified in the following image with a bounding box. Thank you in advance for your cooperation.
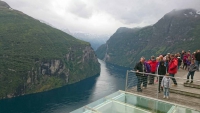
[181,50,185,61]
[186,56,191,70]
[195,50,200,71]
[158,61,167,93]
[147,56,158,85]
[187,50,192,61]
[177,56,182,70]
[183,52,188,70]
[165,56,170,72]
[168,54,178,86]
[186,60,198,83]
[161,73,171,99]
[143,61,151,89]
[134,57,146,92]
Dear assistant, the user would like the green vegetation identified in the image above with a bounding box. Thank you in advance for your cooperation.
[0,2,100,99]
[96,9,200,68]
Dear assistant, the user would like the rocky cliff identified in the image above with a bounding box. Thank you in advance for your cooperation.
[96,9,200,67]
[0,1,100,99]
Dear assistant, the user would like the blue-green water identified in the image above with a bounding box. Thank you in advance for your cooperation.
[0,60,128,113]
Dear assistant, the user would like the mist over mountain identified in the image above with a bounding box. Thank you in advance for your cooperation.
[62,29,110,50]
[96,9,200,67]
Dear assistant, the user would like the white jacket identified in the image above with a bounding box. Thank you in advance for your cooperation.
[161,76,171,88]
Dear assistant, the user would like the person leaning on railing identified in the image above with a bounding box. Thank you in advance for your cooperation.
[134,57,146,92]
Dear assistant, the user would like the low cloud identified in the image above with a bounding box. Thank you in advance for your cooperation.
[67,1,93,18]
[3,0,200,35]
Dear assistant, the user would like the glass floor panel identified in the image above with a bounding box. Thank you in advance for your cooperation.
[70,91,200,113]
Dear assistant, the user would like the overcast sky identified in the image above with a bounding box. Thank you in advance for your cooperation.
[3,0,200,35]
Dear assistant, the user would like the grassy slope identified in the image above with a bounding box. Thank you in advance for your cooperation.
[0,6,100,98]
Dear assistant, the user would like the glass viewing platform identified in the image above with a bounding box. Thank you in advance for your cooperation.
[70,90,200,113]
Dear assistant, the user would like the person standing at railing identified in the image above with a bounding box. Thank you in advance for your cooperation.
[144,61,151,88]
[158,61,167,93]
[134,57,146,92]
[168,54,178,86]
[161,73,171,99]
[147,56,158,85]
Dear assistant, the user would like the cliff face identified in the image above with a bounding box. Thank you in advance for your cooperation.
[0,1,100,99]
[96,9,200,67]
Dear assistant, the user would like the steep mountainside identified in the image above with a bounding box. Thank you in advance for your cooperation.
[0,1,100,99]
[96,9,200,67]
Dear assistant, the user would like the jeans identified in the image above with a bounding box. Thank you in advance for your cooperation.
[183,63,187,70]
[169,74,177,85]
[187,71,195,80]
[137,75,142,91]
[196,60,200,71]
[164,88,169,97]
[158,76,163,92]
[149,72,155,84]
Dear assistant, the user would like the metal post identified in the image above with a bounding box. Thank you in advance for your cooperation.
[125,70,129,91]
[157,75,159,99]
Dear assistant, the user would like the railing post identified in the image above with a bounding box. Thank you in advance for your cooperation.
[157,75,159,99]
[125,70,129,91]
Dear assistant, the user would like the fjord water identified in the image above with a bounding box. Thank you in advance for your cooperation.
[0,59,128,113]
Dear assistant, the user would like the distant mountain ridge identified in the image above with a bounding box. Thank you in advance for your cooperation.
[0,1,100,99]
[62,29,110,50]
[96,9,200,68]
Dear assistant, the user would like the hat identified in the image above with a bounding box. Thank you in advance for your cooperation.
[167,53,170,55]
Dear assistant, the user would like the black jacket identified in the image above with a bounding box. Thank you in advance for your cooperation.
[158,65,166,75]
[195,52,200,61]
[178,58,182,66]
[134,62,145,76]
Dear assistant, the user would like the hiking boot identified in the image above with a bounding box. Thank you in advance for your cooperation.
[185,80,189,83]
[142,87,147,89]
[172,84,177,86]
[166,96,169,99]
[190,81,193,83]
[163,96,166,98]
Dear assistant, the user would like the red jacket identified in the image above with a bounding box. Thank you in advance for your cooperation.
[147,60,158,73]
[168,58,178,74]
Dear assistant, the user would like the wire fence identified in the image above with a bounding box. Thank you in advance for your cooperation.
[125,70,200,111]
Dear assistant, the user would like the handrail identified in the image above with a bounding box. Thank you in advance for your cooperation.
[129,70,200,82]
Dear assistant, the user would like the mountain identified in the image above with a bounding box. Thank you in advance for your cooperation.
[62,29,109,50]
[96,9,200,68]
[0,1,100,99]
